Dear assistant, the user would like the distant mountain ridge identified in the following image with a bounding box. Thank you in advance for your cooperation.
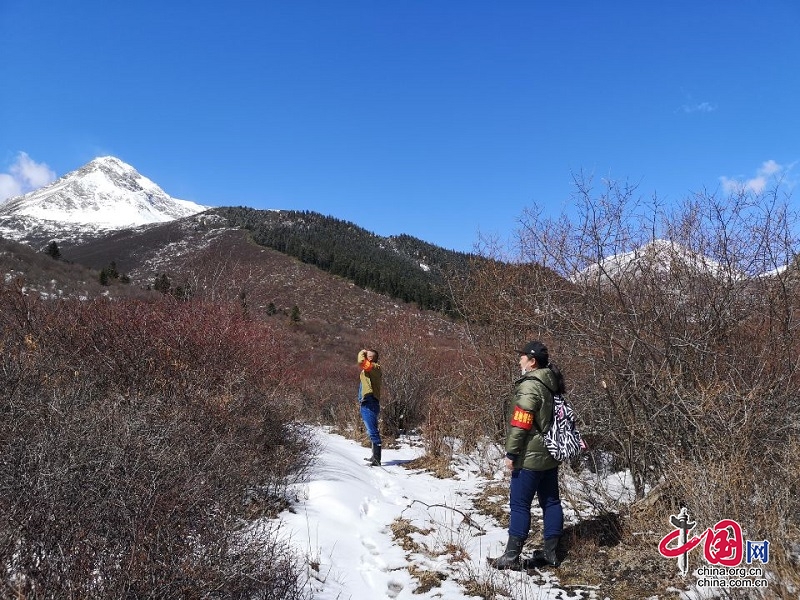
[5,155,789,314]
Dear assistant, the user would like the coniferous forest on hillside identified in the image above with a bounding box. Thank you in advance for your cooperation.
[213,207,477,315]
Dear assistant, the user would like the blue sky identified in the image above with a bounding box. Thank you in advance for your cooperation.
[1,1,798,253]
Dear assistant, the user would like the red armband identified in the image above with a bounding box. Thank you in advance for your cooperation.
[510,407,534,430]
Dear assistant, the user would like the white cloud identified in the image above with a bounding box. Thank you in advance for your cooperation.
[681,101,717,114]
[0,152,57,202]
[758,159,782,177]
[0,174,22,201]
[720,160,788,194]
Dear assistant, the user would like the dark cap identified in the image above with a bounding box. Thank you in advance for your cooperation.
[515,341,549,366]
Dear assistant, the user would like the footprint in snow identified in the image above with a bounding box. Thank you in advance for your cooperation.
[387,580,404,598]
[361,537,380,556]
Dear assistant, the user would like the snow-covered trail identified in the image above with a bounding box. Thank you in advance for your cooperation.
[280,432,423,598]
[276,428,589,600]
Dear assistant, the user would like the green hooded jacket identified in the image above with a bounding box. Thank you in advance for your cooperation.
[505,367,559,471]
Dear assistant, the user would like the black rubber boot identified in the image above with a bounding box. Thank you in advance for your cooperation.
[531,536,561,567]
[491,535,525,570]
[369,443,381,466]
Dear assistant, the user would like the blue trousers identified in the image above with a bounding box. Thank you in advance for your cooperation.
[360,397,381,445]
[508,467,563,541]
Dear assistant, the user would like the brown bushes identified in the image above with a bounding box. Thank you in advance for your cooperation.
[0,288,311,599]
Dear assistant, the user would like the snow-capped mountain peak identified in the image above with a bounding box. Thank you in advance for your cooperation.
[573,238,735,284]
[0,156,208,232]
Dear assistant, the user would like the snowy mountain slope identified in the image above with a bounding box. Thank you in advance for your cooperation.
[573,238,797,283]
[0,156,208,245]
[572,239,733,284]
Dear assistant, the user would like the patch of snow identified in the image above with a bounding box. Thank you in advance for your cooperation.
[757,264,789,278]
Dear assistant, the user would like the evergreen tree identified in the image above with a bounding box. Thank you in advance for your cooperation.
[99,262,123,286]
[173,284,191,301]
[45,241,61,260]
[154,273,171,294]
[106,261,120,280]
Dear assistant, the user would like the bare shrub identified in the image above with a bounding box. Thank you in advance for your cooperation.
[299,349,359,434]
[371,314,451,435]
[0,288,311,598]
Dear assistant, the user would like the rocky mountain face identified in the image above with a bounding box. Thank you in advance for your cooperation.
[0,156,208,248]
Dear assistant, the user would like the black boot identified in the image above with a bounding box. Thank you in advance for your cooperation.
[491,535,525,570]
[369,443,381,466]
[531,536,560,567]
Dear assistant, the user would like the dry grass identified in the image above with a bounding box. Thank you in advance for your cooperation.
[402,454,456,479]
[472,483,510,529]
[443,542,471,564]
[407,565,448,593]
[390,518,434,554]
[552,510,682,598]
[458,576,514,600]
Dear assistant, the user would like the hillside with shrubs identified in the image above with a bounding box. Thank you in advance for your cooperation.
[2,179,799,598]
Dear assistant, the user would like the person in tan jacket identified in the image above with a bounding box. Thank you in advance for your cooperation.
[358,348,382,466]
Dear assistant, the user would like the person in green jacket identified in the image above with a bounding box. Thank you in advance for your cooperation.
[492,340,564,570]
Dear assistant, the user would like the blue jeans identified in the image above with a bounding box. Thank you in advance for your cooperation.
[360,396,381,445]
[508,467,563,541]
